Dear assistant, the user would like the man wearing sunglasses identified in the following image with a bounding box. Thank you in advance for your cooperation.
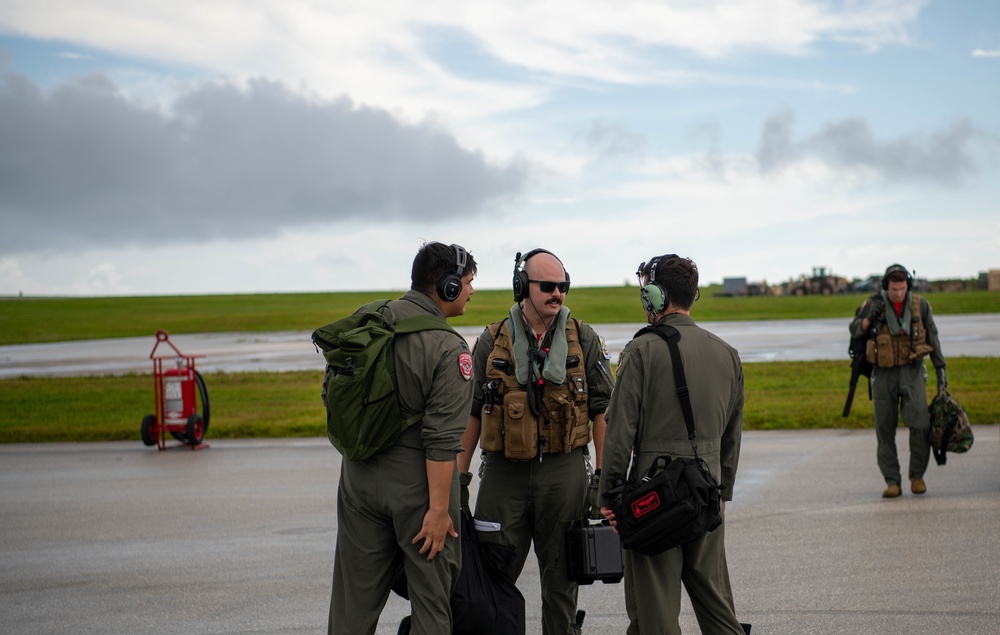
[458,248,615,635]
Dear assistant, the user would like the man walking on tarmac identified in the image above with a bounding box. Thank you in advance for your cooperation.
[328,241,477,635]
[458,248,615,634]
[850,263,947,498]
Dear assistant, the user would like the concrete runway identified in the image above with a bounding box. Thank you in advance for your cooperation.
[2,429,999,635]
[2,314,999,378]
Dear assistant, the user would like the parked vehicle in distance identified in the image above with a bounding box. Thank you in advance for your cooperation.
[783,267,852,296]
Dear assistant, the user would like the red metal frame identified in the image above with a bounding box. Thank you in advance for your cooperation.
[149,329,209,451]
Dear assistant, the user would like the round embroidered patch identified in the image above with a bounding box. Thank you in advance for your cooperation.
[458,352,474,381]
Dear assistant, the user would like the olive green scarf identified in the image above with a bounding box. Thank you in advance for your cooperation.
[508,303,570,386]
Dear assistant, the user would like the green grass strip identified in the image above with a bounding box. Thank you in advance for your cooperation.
[3,287,998,345]
[3,358,997,443]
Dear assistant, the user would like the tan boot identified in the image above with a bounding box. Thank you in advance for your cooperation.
[882,483,901,498]
[910,478,927,495]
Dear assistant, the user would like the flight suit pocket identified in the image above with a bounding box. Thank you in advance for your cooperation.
[503,393,538,461]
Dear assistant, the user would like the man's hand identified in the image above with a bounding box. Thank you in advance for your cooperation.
[412,508,457,561]
[867,296,885,324]
[936,367,948,394]
[599,506,618,533]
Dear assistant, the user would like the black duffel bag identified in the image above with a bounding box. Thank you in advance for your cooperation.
[609,454,722,556]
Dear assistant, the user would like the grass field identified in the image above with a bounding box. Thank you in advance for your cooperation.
[2,286,999,345]
[2,357,998,443]
[2,287,998,443]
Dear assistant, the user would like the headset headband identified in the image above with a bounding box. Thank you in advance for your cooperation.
[512,248,568,302]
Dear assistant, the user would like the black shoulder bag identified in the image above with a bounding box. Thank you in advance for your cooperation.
[607,323,724,556]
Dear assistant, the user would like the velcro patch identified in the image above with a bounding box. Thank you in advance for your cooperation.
[631,491,661,519]
[458,352,474,381]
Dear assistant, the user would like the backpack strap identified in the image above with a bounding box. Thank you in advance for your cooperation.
[378,301,461,428]
[633,322,700,458]
[374,299,460,337]
[393,314,460,337]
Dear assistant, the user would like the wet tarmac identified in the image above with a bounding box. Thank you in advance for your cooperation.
[2,429,998,634]
[2,314,999,378]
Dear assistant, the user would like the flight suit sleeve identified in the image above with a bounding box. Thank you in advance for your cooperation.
[598,344,643,503]
[469,326,495,416]
[849,294,877,339]
[922,297,946,370]
[580,323,615,418]
[419,334,475,462]
[719,351,743,502]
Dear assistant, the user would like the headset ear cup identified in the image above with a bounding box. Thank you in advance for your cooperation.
[512,269,529,302]
[640,283,667,314]
[437,274,461,302]
[437,244,467,302]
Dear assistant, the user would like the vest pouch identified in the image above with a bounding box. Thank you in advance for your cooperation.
[502,393,538,461]
[865,339,876,365]
[910,342,934,359]
[874,331,896,368]
[544,391,590,453]
[480,404,505,452]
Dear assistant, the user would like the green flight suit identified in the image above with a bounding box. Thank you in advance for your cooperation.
[599,313,745,635]
[329,290,473,635]
[470,312,614,635]
[850,292,946,485]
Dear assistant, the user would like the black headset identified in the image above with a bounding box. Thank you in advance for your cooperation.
[436,244,468,302]
[638,255,671,315]
[881,263,913,291]
[512,248,570,302]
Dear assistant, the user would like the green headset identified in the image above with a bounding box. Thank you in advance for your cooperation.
[436,244,468,302]
[638,254,674,314]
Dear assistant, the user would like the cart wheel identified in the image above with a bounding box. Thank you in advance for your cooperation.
[194,370,210,434]
[186,413,205,446]
[141,414,157,446]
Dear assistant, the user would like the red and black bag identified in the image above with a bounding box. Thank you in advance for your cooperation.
[609,454,722,556]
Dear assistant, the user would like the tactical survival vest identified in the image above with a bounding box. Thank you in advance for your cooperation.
[479,318,591,460]
[866,293,934,368]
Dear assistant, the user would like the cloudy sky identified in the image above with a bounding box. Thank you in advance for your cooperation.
[1,1,998,296]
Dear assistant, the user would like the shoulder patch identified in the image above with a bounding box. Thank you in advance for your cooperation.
[458,352,474,381]
[599,335,611,360]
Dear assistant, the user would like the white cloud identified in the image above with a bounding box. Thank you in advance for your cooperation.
[1,0,926,119]
[971,49,1000,58]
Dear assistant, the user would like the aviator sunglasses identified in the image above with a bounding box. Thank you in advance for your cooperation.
[528,279,570,294]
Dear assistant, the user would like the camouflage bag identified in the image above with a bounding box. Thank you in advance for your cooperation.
[929,388,974,466]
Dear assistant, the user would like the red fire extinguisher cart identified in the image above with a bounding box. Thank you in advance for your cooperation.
[141,329,210,451]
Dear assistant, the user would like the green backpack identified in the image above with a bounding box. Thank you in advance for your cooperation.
[312,300,459,461]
